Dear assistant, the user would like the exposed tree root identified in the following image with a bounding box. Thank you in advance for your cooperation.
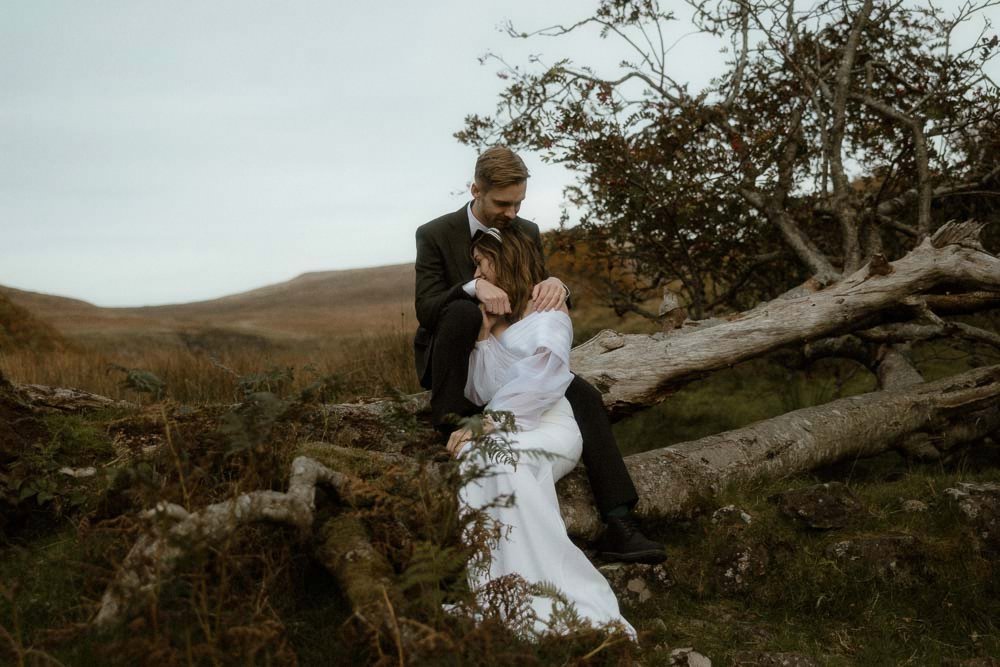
[93,363,1000,625]
[93,456,355,628]
[314,514,402,635]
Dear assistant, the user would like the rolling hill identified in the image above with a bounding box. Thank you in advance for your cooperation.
[0,293,70,352]
[0,263,417,344]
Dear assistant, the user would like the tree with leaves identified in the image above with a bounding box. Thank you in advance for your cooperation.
[458,0,1000,317]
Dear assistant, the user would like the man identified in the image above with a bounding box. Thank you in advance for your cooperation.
[414,146,665,563]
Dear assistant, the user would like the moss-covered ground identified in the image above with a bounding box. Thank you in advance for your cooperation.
[618,443,1000,664]
[1,328,998,665]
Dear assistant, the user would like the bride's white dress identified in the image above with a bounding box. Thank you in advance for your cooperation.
[458,309,636,638]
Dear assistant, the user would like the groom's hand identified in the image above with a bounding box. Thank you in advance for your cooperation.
[475,279,511,315]
[479,304,498,341]
[531,277,568,312]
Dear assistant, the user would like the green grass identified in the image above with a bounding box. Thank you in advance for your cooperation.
[614,354,877,455]
[616,447,1000,665]
[2,314,998,664]
[615,333,1000,456]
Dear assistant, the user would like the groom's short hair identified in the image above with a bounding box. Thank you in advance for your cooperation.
[474,146,530,192]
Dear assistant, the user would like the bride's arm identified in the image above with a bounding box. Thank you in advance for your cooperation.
[465,335,517,406]
[481,311,573,432]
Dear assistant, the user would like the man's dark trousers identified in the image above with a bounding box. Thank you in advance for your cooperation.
[423,297,638,517]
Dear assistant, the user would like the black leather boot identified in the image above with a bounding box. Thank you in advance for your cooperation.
[593,515,667,564]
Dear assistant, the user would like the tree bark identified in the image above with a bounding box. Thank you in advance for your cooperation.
[570,222,1000,419]
[17,383,134,412]
[556,363,1000,539]
[91,362,1000,626]
[93,456,359,628]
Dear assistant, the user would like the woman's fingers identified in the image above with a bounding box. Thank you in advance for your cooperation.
[446,428,473,458]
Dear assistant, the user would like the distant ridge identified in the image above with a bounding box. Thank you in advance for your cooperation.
[0,293,69,352]
[0,263,416,341]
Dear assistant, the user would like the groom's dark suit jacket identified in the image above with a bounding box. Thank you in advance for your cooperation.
[413,203,638,516]
[413,203,543,387]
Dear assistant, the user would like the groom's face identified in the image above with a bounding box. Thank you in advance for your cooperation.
[471,180,527,229]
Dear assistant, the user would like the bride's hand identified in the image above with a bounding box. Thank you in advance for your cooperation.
[446,428,473,458]
[445,418,497,458]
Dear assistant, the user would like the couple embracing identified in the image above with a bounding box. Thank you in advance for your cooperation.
[413,147,665,635]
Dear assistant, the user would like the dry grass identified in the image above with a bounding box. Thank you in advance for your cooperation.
[1,264,427,405]
[0,253,654,405]
[0,319,421,405]
[0,294,69,353]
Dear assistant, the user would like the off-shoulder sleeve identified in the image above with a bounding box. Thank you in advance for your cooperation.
[464,335,518,406]
[480,311,574,431]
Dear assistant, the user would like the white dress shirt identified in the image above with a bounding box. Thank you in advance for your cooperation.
[463,203,489,297]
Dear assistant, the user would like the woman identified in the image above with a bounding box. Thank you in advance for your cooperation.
[445,225,637,639]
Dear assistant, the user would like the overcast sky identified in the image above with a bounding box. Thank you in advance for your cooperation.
[2,2,996,307]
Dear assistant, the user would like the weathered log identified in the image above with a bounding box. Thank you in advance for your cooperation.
[93,456,355,628]
[314,514,403,637]
[571,222,1000,418]
[92,362,1000,626]
[304,392,432,454]
[857,321,1000,350]
[18,383,135,412]
[922,290,1000,314]
[556,363,1000,539]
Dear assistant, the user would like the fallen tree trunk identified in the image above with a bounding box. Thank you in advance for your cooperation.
[12,228,996,450]
[556,363,1000,539]
[167,222,1000,448]
[93,363,1000,627]
[570,222,1000,418]
[17,383,135,412]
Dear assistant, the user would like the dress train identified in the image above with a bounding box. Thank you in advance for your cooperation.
[458,398,637,638]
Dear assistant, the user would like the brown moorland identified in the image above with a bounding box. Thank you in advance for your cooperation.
[0,262,416,342]
[0,248,659,404]
[0,264,422,403]
[0,293,70,353]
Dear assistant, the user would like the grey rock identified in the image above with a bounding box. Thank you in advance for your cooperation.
[670,647,712,666]
[58,466,97,478]
[626,577,652,602]
[824,534,921,578]
[711,504,753,526]
[901,499,928,513]
[714,538,769,594]
[944,482,1000,554]
[600,562,674,599]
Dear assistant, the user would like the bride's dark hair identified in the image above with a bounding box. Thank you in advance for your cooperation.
[471,226,546,323]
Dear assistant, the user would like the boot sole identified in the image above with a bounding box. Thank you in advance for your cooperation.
[598,549,668,564]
